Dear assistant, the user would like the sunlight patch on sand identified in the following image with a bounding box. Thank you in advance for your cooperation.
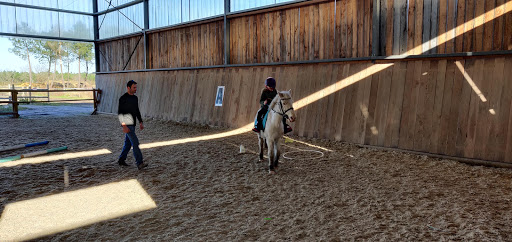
[0,179,156,241]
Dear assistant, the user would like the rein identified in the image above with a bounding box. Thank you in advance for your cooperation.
[271,97,294,120]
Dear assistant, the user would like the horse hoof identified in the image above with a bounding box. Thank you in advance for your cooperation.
[269,170,276,175]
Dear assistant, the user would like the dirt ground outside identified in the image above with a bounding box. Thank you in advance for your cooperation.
[1,106,512,241]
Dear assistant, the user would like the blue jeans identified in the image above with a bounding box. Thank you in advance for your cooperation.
[119,125,143,165]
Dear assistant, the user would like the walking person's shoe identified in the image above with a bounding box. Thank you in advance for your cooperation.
[137,162,148,170]
[252,127,259,133]
[118,159,130,166]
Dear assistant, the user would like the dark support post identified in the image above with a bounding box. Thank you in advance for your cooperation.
[93,0,101,72]
[143,0,150,69]
[223,0,230,65]
[371,0,380,57]
[12,91,19,118]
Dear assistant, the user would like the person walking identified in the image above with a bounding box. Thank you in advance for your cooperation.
[117,80,147,170]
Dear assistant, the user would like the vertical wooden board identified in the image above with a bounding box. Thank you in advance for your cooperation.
[437,0,447,54]
[430,0,439,54]
[457,59,477,157]
[455,0,466,52]
[375,64,393,146]
[310,64,329,138]
[293,8,300,62]
[421,60,438,151]
[446,1,457,54]
[324,64,340,139]
[347,0,354,57]
[297,65,314,137]
[412,61,429,151]
[473,58,494,159]
[437,60,455,154]
[429,59,447,153]
[319,4,326,60]
[364,64,381,145]
[455,59,483,157]
[329,1,336,59]
[406,61,423,149]
[407,0,416,53]
[314,4,321,60]
[363,0,370,56]
[474,0,485,52]
[441,60,461,155]
[284,9,291,62]
[491,57,512,161]
[346,63,365,143]
[502,57,512,162]
[334,64,350,141]
[398,0,408,54]
[393,0,402,55]
[274,11,281,62]
[306,64,323,138]
[506,1,512,50]
[422,0,432,54]
[384,0,394,56]
[268,13,275,63]
[191,70,204,123]
[227,69,240,127]
[397,61,415,149]
[385,61,406,147]
[357,0,364,57]
[334,0,341,58]
[414,0,424,55]
[299,7,306,61]
[239,17,245,65]
[339,63,355,142]
[356,62,373,143]
[340,0,348,58]
[239,68,254,127]
[255,15,261,63]
[187,71,199,122]
[317,64,334,139]
[485,57,505,160]
[493,0,505,51]
[483,0,496,51]
[463,0,475,52]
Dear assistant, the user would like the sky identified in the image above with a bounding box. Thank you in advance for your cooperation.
[0,37,95,74]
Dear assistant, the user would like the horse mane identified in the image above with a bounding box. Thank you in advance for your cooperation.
[268,90,280,110]
[268,90,291,110]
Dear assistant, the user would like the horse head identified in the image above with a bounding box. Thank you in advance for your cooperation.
[274,90,296,123]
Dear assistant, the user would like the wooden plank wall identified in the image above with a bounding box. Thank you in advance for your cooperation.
[96,55,512,163]
[97,35,145,72]
[96,0,512,72]
[147,21,224,69]
[383,0,512,55]
[229,0,373,64]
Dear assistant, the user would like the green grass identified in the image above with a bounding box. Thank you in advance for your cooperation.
[0,105,27,112]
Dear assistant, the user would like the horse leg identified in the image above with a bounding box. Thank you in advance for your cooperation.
[267,140,276,174]
[273,141,280,169]
[258,136,264,162]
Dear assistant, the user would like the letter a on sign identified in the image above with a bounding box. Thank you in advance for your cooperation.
[215,86,225,106]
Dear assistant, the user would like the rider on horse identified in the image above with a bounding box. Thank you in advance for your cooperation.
[252,77,293,134]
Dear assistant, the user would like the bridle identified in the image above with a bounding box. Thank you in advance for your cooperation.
[271,97,294,120]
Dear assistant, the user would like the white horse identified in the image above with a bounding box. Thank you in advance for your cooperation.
[257,90,296,174]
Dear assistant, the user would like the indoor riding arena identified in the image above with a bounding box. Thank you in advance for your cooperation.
[2,0,512,240]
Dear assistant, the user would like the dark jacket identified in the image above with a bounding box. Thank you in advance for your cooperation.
[118,93,143,125]
[259,88,277,107]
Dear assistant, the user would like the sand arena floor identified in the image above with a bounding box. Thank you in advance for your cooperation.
[1,107,512,241]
